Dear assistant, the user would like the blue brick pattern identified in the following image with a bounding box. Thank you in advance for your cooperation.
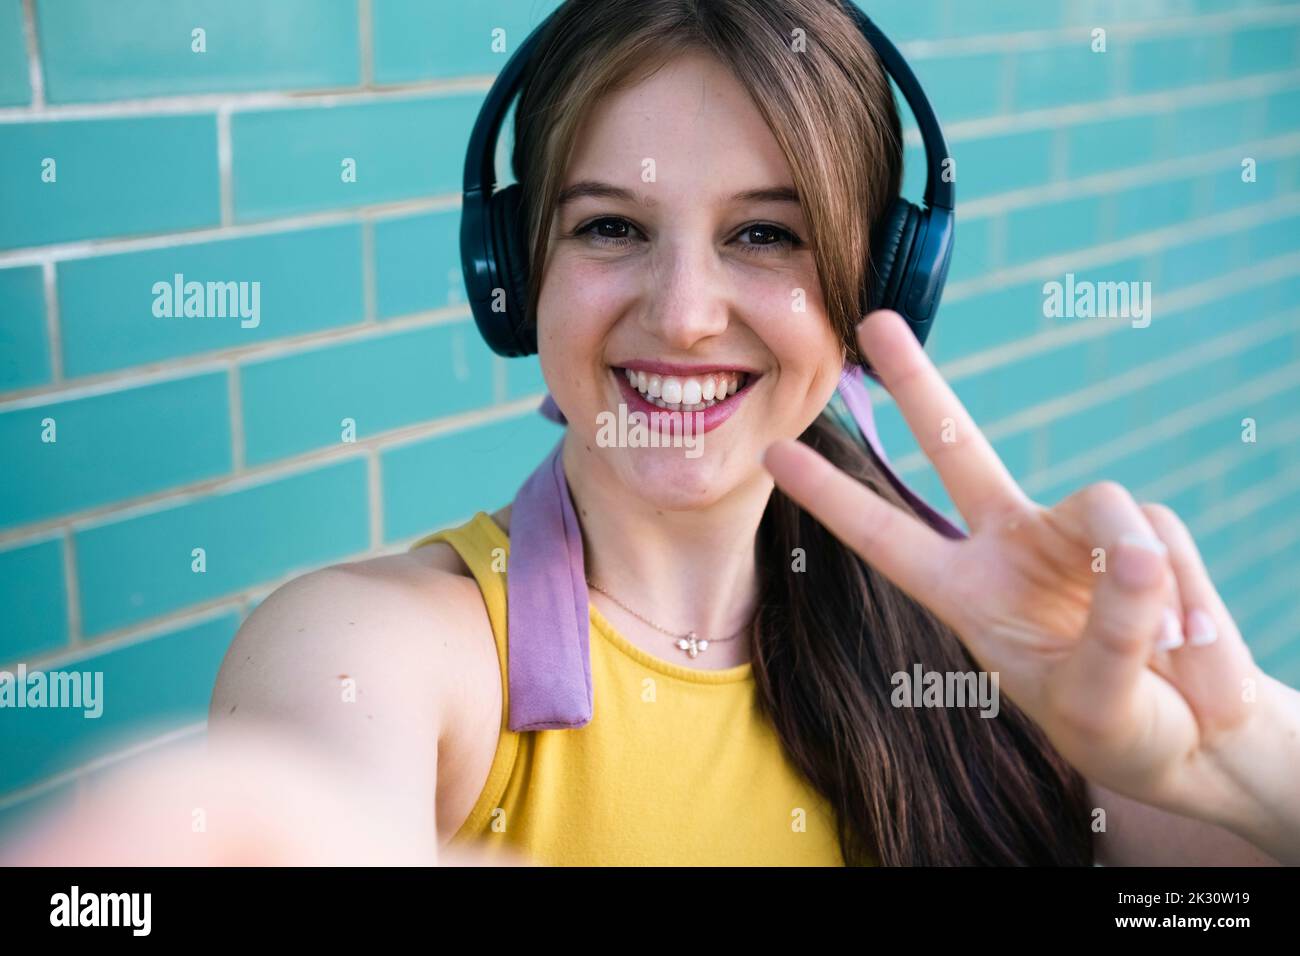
[1,0,1298,832]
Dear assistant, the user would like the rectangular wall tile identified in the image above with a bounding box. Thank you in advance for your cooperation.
[505,354,545,401]
[910,53,1004,122]
[74,458,369,635]
[35,0,359,103]
[0,612,238,793]
[381,413,558,541]
[230,93,484,221]
[372,0,561,84]
[950,129,1055,201]
[1065,115,1160,178]
[57,224,364,377]
[0,372,232,530]
[1012,43,1116,112]
[0,535,68,664]
[0,115,220,250]
[0,265,50,390]
[373,209,465,319]
[0,0,30,106]
[1004,194,1103,266]
[240,320,495,465]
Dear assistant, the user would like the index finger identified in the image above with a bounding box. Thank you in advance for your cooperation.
[860,310,1033,531]
[762,437,959,620]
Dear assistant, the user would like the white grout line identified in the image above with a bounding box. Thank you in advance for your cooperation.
[1014,359,1300,497]
[361,218,377,323]
[0,106,1294,274]
[5,602,245,672]
[6,236,1299,550]
[1207,493,1300,583]
[227,362,244,473]
[7,182,1298,413]
[0,73,494,122]
[1192,458,1300,536]
[888,307,1299,479]
[0,395,543,546]
[878,248,1300,394]
[1224,547,1300,626]
[946,192,1300,301]
[1138,413,1300,505]
[959,131,1300,220]
[1251,603,1300,661]
[18,0,43,108]
[62,525,81,645]
[358,0,374,89]
[41,260,61,382]
[0,193,460,268]
[368,447,382,550]
[0,720,209,817]
[896,5,1300,59]
[216,106,233,226]
[903,68,1300,147]
[0,305,473,410]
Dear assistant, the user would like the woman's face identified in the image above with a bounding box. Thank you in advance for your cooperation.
[536,49,845,511]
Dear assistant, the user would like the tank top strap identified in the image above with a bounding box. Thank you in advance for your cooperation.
[408,512,520,841]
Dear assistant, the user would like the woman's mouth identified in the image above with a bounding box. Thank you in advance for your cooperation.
[609,363,760,434]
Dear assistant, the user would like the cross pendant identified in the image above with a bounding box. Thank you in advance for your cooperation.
[675,632,710,658]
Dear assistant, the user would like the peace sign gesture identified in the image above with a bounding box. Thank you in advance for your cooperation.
[762,309,1293,846]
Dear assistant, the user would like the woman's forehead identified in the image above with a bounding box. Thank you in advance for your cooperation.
[564,55,797,207]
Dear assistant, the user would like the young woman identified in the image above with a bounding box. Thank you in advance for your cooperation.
[206,0,1299,866]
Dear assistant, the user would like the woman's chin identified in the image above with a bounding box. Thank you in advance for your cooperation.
[607,445,745,511]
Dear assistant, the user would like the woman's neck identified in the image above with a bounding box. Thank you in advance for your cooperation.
[558,431,774,669]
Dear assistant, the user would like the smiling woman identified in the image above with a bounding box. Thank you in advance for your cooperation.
[204,0,1293,869]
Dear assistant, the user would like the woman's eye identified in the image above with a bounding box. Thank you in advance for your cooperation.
[573,218,802,255]
[737,223,801,255]
[575,217,640,248]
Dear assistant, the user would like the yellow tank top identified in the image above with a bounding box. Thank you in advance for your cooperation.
[410,511,849,866]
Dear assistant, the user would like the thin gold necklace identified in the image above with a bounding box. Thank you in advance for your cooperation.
[585,578,755,659]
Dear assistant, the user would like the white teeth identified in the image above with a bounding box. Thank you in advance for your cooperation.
[618,368,750,411]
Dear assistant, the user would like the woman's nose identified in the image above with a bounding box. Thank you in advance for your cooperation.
[639,240,731,350]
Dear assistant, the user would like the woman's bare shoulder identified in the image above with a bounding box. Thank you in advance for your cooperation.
[208,505,513,838]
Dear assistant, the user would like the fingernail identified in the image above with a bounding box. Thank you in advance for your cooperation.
[1119,532,1168,555]
[1187,608,1218,647]
[1156,607,1185,651]
[1114,533,1168,589]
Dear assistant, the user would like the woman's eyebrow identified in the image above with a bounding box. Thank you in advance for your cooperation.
[556,180,800,208]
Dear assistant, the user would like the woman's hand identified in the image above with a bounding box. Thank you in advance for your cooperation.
[762,309,1297,856]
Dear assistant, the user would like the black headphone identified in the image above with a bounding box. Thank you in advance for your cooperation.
[460,0,955,363]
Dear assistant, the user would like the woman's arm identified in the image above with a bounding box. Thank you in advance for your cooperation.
[207,564,447,855]
[1088,779,1281,866]
[3,563,514,866]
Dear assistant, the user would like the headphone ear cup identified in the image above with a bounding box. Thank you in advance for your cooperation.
[867,197,920,317]
[488,183,536,356]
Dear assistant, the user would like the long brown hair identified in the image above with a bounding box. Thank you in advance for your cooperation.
[509,0,1093,865]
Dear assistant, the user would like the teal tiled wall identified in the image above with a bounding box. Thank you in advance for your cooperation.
[1,0,1298,840]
